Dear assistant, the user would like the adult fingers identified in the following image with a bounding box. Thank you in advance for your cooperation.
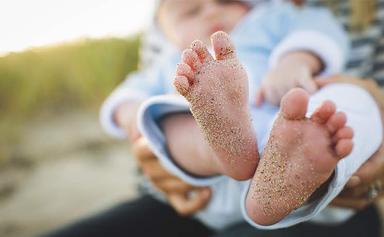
[344,143,384,191]
[331,196,370,210]
[315,75,381,97]
[168,188,212,216]
[341,167,384,199]
[141,160,196,194]
[154,178,194,194]
[140,159,174,181]
[345,175,362,189]
[353,151,384,186]
[132,137,157,162]
[138,155,199,196]
[339,182,370,198]
[314,77,338,88]
[332,190,384,210]
[314,74,356,89]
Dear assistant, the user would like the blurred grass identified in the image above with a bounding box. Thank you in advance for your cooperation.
[0,36,140,118]
[0,36,140,163]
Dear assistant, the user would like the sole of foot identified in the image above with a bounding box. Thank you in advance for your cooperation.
[246,88,354,225]
[174,31,259,180]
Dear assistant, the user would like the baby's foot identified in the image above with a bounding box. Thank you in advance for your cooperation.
[246,88,354,225]
[174,31,259,180]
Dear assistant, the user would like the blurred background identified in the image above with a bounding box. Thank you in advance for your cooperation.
[0,1,154,236]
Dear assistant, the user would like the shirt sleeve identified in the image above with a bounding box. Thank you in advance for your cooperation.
[99,67,167,139]
[268,3,350,75]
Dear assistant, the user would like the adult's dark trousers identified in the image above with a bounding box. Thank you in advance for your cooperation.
[216,204,381,237]
[41,194,381,237]
[41,195,214,237]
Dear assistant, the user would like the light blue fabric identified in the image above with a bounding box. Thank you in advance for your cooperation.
[117,2,349,104]
[138,84,382,230]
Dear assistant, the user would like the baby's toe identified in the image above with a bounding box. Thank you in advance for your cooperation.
[335,139,353,158]
[176,63,195,85]
[332,126,354,144]
[174,76,191,96]
[326,112,347,135]
[182,49,202,71]
[191,40,213,64]
[211,31,237,60]
[310,100,336,124]
[280,88,309,120]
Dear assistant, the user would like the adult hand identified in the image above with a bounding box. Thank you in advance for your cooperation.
[132,136,212,215]
[331,145,384,209]
[316,75,384,209]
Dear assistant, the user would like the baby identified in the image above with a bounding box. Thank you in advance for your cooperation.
[102,0,382,229]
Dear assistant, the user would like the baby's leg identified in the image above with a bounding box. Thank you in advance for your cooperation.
[161,113,223,176]
[245,88,354,225]
[174,31,259,180]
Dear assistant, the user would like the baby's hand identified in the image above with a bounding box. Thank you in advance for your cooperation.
[255,51,322,106]
[115,101,143,142]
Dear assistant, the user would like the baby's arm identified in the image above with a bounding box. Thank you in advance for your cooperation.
[114,100,143,142]
[160,113,222,177]
[256,3,350,106]
[100,69,166,140]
